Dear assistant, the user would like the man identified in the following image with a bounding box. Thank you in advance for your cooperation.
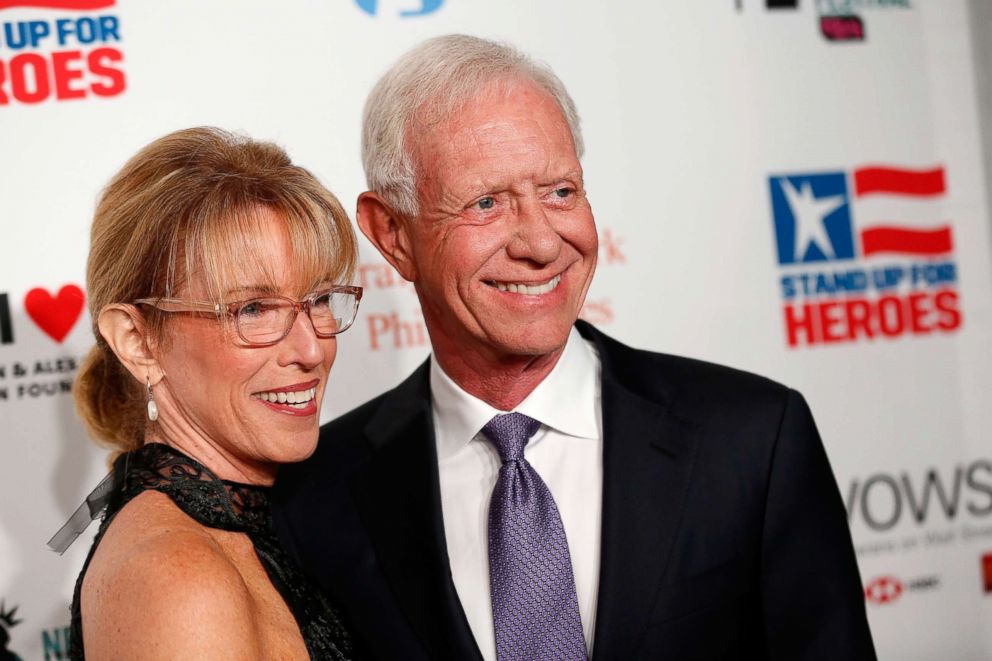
[273,34,875,660]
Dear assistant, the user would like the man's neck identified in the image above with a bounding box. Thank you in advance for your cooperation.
[432,344,566,411]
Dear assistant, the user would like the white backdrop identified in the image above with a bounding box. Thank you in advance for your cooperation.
[2,1,991,659]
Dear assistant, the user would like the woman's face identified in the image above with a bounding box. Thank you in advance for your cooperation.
[150,209,338,483]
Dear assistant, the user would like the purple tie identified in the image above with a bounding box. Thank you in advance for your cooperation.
[482,413,588,661]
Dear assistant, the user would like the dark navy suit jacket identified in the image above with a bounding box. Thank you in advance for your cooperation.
[272,321,876,660]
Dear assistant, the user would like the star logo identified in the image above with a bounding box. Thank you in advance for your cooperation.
[769,171,857,264]
[780,178,846,261]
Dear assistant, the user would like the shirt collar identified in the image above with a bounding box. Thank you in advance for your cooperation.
[430,327,601,459]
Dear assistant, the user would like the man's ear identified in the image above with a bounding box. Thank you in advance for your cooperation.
[97,304,164,386]
[356,191,417,282]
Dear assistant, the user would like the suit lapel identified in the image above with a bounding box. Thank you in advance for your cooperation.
[580,325,702,659]
[350,361,482,661]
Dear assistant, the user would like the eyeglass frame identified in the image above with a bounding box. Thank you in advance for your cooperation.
[133,285,364,348]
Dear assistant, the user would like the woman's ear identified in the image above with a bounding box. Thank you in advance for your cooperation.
[97,304,164,385]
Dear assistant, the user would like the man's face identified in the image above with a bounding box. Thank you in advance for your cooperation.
[403,79,598,366]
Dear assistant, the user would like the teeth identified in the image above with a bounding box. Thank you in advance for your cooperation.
[255,386,317,407]
[493,275,561,296]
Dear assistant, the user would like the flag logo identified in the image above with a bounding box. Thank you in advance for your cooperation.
[770,166,952,264]
[767,164,962,348]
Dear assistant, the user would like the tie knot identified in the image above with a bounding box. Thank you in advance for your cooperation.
[481,412,541,464]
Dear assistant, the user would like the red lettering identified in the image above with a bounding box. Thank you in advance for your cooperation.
[818,301,844,343]
[877,296,904,337]
[845,298,874,340]
[10,53,49,104]
[784,290,962,348]
[935,290,962,331]
[0,59,7,105]
[87,47,125,97]
[907,292,932,334]
[784,303,818,347]
[52,50,86,100]
[367,313,394,352]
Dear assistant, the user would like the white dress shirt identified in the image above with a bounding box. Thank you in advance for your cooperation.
[431,328,603,660]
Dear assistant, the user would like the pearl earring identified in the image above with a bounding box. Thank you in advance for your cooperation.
[146,377,159,422]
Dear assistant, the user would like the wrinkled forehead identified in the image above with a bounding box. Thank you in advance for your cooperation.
[409,76,571,156]
[407,78,579,199]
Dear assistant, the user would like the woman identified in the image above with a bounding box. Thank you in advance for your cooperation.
[70,127,361,660]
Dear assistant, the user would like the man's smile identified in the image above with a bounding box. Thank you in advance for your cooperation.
[485,274,562,295]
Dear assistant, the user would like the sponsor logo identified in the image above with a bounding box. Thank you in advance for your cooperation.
[738,0,910,42]
[983,553,992,593]
[846,460,992,533]
[0,293,13,345]
[354,0,444,18]
[40,625,71,660]
[0,0,125,106]
[864,574,939,605]
[0,284,86,403]
[817,0,911,14]
[0,600,23,661]
[0,284,85,346]
[24,284,84,343]
[864,575,902,604]
[820,14,864,40]
[735,0,799,10]
[768,165,962,347]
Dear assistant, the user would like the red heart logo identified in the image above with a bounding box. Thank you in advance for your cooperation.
[24,285,86,343]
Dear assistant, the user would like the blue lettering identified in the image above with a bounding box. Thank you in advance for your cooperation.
[872,266,904,291]
[910,261,957,288]
[780,269,869,299]
[56,15,121,46]
[1,20,53,50]
[781,275,796,299]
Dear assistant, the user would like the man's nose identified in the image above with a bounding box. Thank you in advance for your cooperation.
[506,196,562,264]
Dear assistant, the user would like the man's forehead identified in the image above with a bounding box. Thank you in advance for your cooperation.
[413,86,574,164]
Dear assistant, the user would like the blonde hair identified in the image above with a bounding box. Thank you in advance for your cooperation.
[75,126,357,456]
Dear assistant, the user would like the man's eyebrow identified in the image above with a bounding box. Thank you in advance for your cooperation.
[543,170,584,185]
[562,169,584,181]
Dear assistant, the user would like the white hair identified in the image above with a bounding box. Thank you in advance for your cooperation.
[361,34,585,217]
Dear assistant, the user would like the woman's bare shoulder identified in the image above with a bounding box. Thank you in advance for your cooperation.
[81,490,261,659]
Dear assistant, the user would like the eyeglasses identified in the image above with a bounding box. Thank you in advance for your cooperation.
[135,285,363,347]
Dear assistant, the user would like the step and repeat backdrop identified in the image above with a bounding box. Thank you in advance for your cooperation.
[2,1,991,659]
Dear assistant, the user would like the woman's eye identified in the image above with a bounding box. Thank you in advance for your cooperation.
[311,293,332,310]
[475,196,496,210]
[238,300,267,317]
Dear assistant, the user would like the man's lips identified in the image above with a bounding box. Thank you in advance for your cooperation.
[485,273,562,295]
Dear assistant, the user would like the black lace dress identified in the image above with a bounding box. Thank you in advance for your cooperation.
[69,443,354,660]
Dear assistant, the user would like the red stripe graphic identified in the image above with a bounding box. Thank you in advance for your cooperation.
[0,0,114,9]
[854,166,945,197]
[860,226,953,257]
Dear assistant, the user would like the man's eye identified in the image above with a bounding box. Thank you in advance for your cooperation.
[475,196,496,210]
[554,187,574,198]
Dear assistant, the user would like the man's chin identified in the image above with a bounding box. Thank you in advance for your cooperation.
[484,327,574,362]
